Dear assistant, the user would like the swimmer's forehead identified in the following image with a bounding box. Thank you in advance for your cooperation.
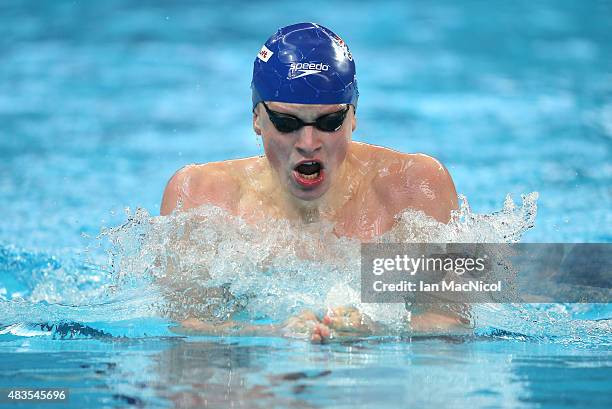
[266,101,347,116]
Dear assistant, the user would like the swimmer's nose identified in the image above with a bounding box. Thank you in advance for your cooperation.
[295,126,322,156]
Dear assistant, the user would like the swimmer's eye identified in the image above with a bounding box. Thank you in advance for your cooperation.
[261,102,350,133]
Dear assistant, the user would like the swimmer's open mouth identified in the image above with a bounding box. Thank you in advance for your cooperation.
[293,160,325,187]
[294,161,322,179]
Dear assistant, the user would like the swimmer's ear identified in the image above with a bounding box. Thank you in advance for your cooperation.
[253,107,262,136]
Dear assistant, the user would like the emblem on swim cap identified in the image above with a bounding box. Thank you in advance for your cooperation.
[251,22,358,110]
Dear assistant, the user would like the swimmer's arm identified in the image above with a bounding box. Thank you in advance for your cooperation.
[409,310,472,333]
[413,155,458,223]
[322,307,471,338]
[174,311,322,340]
[175,318,280,337]
[160,164,241,216]
[379,154,458,223]
[160,166,198,215]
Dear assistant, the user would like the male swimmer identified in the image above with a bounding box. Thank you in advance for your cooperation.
[161,23,465,342]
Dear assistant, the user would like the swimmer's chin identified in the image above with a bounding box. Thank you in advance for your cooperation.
[289,188,329,202]
[287,177,332,202]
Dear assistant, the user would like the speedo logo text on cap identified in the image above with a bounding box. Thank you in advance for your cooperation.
[287,62,330,80]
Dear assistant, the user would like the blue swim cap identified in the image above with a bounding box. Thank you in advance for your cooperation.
[251,22,358,111]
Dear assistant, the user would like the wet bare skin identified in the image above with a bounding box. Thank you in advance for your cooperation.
[177,308,471,342]
[161,143,457,240]
[161,102,464,342]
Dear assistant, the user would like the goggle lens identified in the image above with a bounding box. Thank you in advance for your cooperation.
[262,102,350,133]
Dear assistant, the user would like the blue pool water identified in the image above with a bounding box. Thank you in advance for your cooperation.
[1,0,611,408]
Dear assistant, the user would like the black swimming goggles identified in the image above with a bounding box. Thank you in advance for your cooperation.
[260,101,350,133]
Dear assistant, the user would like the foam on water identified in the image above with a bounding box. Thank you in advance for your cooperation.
[100,193,538,323]
[1,191,610,345]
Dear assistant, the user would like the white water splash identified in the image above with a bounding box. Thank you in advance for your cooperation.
[4,190,609,345]
[100,193,540,326]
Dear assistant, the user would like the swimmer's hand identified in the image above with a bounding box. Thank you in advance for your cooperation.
[280,310,332,343]
[282,307,380,343]
[322,306,380,336]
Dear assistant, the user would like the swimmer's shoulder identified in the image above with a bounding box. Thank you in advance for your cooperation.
[350,141,451,176]
[352,142,458,223]
[161,159,254,216]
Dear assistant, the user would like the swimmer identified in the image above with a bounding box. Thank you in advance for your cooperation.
[161,23,465,342]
